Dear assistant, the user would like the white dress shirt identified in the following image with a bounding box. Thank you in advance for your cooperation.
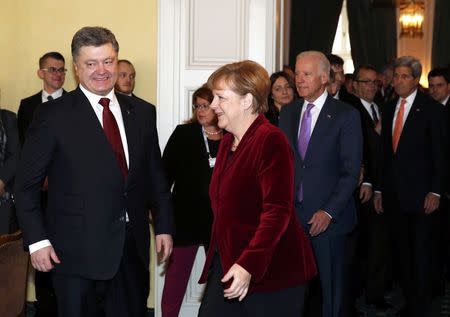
[298,89,328,139]
[298,89,333,219]
[29,85,130,254]
[360,98,380,122]
[41,88,64,103]
[391,89,417,134]
[442,95,450,106]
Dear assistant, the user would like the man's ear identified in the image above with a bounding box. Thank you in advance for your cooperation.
[37,69,44,80]
[73,62,79,76]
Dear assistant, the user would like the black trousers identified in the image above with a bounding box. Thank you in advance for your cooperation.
[352,197,390,303]
[52,225,149,317]
[385,194,436,317]
[198,253,306,317]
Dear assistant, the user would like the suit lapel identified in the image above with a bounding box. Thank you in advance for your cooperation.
[304,96,335,162]
[289,100,303,159]
[117,94,138,188]
[397,92,422,150]
[74,88,125,184]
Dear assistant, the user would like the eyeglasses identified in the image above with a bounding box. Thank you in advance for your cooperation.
[355,80,379,86]
[193,104,210,110]
[41,67,67,74]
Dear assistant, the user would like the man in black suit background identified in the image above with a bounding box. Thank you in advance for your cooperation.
[428,67,450,293]
[17,51,67,145]
[374,56,448,317]
[115,59,137,97]
[348,65,391,312]
[15,26,174,317]
[428,67,450,107]
[18,51,66,317]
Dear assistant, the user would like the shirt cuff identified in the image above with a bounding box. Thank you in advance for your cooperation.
[362,182,372,187]
[431,192,440,198]
[374,191,381,194]
[324,211,332,219]
[29,240,52,254]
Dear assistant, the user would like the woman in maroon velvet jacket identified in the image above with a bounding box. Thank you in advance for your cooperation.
[198,60,316,317]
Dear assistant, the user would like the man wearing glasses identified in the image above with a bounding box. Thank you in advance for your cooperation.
[347,65,391,314]
[18,51,67,145]
[17,51,66,317]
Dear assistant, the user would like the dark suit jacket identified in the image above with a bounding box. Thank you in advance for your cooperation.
[377,90,448,213]
[162,122,215,246]
[15,87,173,280]
[279,95,362,235]
[199,115,316,293]
[0,110,20,192]
[17,90,68,145]
[346,96,383,186]
[0,110,20,234]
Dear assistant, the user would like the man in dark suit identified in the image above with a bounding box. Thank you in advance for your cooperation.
[17,51,67,317]
[17,51,67,145]
[347,65,391,311]
[428,67,450,107]
[115,59,137,97]
[15,26,174,317]
[279,51,362,317]
[428,67,450,293]
[373,56,447,317]
[326,53,353,104]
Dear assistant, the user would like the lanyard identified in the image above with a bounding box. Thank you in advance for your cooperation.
[202,127,216,168]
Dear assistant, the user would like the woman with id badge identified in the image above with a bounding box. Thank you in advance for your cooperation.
[161,85,223,317]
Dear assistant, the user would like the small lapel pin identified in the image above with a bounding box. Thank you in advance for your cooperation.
[126,109,131,115]
[416,108,420,112]
[327,114,332,118]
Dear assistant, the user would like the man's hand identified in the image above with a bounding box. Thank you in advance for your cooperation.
[358,167,364,186]
[30,246,60,272]
[424,193,440,214]
[156,234,173,263]
[359,184,373,204]
[374,120,381,135]
[222,263,251,301]
[373,192,383,214]
[41,176,49,191]
[0,179,6,196]
[308,210,331,236]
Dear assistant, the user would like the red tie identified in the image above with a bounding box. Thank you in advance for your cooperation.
[392,98,406,153]
[99,98,128,179]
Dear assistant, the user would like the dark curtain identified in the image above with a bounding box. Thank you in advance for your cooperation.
[432,0,450,68]
[347,0,397,71]
[288,0,344,67]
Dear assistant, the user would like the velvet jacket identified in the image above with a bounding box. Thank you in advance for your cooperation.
[199,115,316,293]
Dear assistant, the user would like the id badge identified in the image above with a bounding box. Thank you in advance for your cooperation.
[209,157,216,168]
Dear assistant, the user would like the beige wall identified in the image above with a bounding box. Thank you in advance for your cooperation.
[0,0,158,112]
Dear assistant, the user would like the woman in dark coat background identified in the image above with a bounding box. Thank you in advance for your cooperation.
[264,71,296,126]
[161,85,223,317]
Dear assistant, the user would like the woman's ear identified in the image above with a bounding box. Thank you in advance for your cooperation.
[242,93,253,110]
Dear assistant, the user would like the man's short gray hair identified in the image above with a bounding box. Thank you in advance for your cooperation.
[394,56,422,79]
[296,51,330,80]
